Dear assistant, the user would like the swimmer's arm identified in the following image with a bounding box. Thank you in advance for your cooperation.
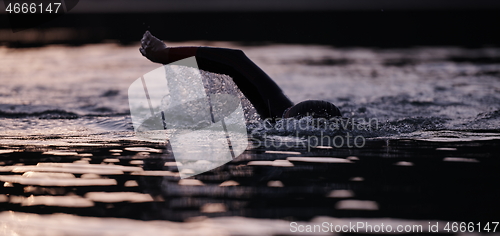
[140,31,293,119]
[195,47,294,119]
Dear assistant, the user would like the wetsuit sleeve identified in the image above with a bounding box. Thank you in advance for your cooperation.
[158,46,294,120]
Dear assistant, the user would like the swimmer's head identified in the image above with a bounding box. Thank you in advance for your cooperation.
[283,100,341,119]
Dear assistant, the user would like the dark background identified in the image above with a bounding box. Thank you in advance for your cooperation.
[1,0,500,47]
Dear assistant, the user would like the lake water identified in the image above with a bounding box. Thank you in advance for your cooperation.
[1,43,500,144]
[0,43,499,235]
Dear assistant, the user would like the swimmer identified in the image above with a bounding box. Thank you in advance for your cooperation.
[139,31,341,121]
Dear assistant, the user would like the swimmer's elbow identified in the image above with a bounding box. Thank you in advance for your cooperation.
[234,49,245,54]
[228,48,246,57]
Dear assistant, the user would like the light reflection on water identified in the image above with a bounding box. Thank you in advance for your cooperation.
[0,211,453,236]
[1,44,500,145]
[1,44,499,235]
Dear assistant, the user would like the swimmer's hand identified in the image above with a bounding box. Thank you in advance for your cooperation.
[140,31,168,64]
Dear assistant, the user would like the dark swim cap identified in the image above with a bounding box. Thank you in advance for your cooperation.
[283,100,341,119]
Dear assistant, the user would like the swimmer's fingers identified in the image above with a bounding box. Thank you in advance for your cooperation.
[139,47,146,57]
[142,32,165,50]
[141,31,157,49]
[140,31,153,58]
[141,31,151,48]
[139,30,167,63]
[139,37,148,57]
